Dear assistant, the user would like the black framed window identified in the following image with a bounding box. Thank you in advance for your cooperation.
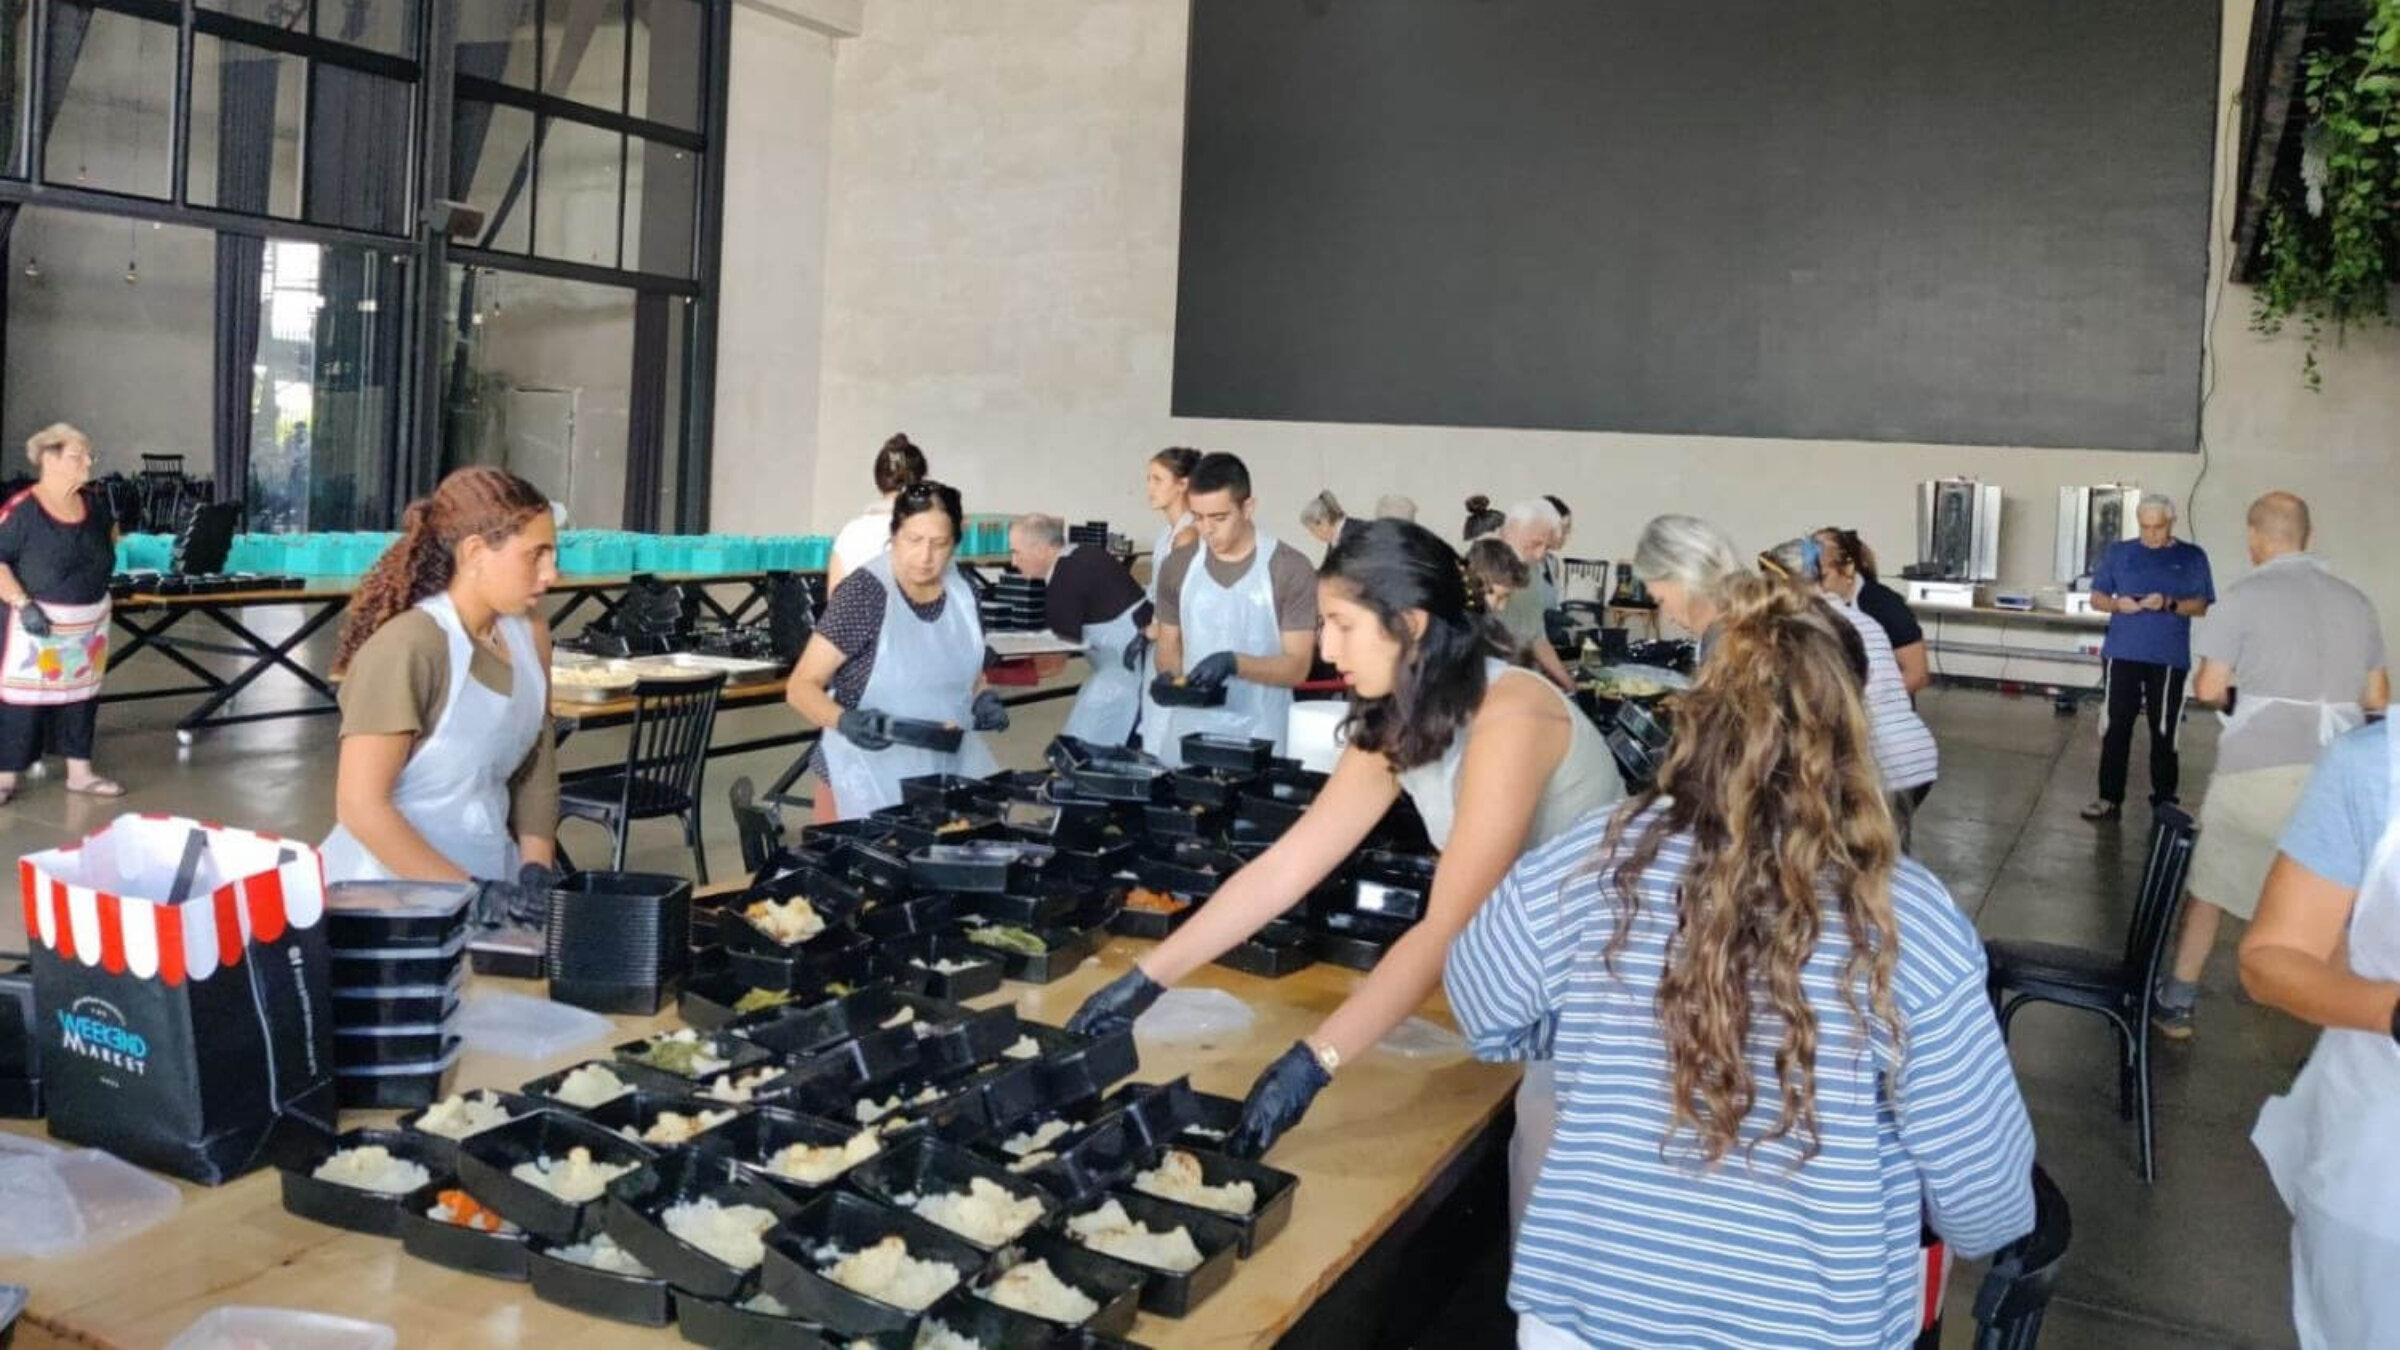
[46,5,179,199]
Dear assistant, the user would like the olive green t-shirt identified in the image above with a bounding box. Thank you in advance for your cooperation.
[337,610,559,835]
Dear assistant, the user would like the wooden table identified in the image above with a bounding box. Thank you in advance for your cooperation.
[0,938,1520,1349]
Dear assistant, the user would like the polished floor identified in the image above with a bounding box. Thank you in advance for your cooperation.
[0,630,2313,1349]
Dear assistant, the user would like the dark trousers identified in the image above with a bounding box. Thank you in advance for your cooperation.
[0,697,98,772]
[2098,658,2186,806]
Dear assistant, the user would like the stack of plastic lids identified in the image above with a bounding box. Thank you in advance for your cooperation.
[323,881,475,1110]
[1068,520,1111,548]
[980,569,1047,633]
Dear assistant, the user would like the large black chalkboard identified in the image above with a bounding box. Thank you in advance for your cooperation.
[1171,0,2219,453]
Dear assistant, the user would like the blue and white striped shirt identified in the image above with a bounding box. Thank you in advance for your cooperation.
[1446,805,2035,1348]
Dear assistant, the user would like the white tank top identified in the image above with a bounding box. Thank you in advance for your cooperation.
[1394,659,1624,853]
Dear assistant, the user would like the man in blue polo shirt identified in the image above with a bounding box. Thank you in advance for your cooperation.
[2083,493,2214,821]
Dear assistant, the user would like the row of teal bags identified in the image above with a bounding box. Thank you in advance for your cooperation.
[112,517,1016,579]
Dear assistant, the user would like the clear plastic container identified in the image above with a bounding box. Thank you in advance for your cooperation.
[453,992,612,1061]
[165,1306,398,1350]
[1375,1016,1466,1059]
[0,1147,182,1258]
[1133,988,1257,1043]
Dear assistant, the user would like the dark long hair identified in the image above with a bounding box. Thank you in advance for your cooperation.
[874,433,929,494]
[1461,494,1504,539]
[1325,520,1515,771]
[334,467,549,674]
[1151,446,1202,479]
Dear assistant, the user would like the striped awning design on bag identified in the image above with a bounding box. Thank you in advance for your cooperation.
[18,814,326,986]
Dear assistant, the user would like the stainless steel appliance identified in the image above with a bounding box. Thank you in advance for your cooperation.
[2055,484,2143,586]
[1915,478,2002,582]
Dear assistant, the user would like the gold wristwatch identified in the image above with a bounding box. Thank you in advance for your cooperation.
[1306,1038,1340,1078]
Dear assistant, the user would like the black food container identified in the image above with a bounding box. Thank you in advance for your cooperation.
[909,841,1051,895]
[330,933,465,988]
[586,1091,753,1157]
[613,1030,777,1091]
[332,1036,464,1109]
[758,1189,992,1337]
[680,971,809,1031]
[601,1149,801,1300]
[334,1022,454,1068]
[1138,844,1240,897]
[900,772,1007,813]
[854,891,957,942]
[1179,732,1276,776]
[973,1228,1146,1337]
[885,715,967,752]
[1122,1144,1301,1256]
[1212,936,1315,979]
[1055,1188,1241,1318]
[990,1110,1143,1208]
[520,1059,642,1114]
[455,1110,661,1244]
[909,1288,1067,1349]
[1140,800,1230,844]
[1170,767,1255,811]
[278,1128,450,1237]
[672,1290,825,1348]
[399,1199,533,1281]
[323,880,475,949]
[395,1090,545,1168]
[723,1106,888,1206]
[1064,760,1172,804]
[327,976,461,1028]
[1308,931,1393,972]
[1015,1023,1138,1103]
[845,1137,1055,1251]
[1109,894,1194,941]
[962,921,1103,985]
[727,928,874,999]
[528,1240,677,1325]
[1147,675,1227,708]
[876,934,1005,1003]
[546,871,694,1016]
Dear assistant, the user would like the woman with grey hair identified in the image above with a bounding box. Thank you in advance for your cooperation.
[1761,536,1941,836]
[1299,490,1365,558]
[0,423,123,802]
[1631,513,1745,653]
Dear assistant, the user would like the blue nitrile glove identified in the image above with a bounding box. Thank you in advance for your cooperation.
[972,690,1010,732]
[1066,966,1165,1038]
[1186,650,1240,691]
[1225,1040,1332,1158]
[838,708,893,751]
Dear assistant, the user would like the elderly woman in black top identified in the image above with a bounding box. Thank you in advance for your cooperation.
[0,423,122,803]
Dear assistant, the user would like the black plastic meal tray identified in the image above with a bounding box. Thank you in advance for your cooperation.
[1212,937,1314,979]
[998,794,1114,848]
[885,715,967,753]
[901,999,1024,1077]
[722,1105,883,1205]
[333,1039,463,1110]
[690,1064,796,1110]
[1179,732,1276,776]
[725,997,863,1062]
[1140,800,1230,844]
[758,1189,993,1337]
[520,1059,640,1114]
[1019,1024,1138,1104]
[980,1227,1147,1338]
[1309,931,1392,972]
[1170,767,1256,811]
[601,1148,803,1301]
[1148,675,1227,708]
[1045,836,1138,881]
[804,821,914,895]
[672,1289,824,1348]
[727,927,875,998]
[1136,846,1238,898]
[528,1241,677,1326]
[1235,789,1310,836]
[1109,901,1193,941]
[278,1127,450,1238]
[787,1025,931,1109]
[878,934,1005,1003]
[973,922,1103,985]
[679,972,799,1031]
[395,1090,544,1167]
[1123,1144,1300,1257]
[908,1287,1073,1349]
[954,889,1077,929]
[330,944,464,989]
[1057,1187,1242,1318]
[330,983,460,1027]
[466,930,544,980]
[456,1110,661,1244]
[1095,1078,1208,1152]
[399,1202,532,1281]
[872,802,1003,851]
[844,1137,1056,1251]
[856,891,956,941]
[324,881,476,949]
[1065,762,1172,804]
[900,772,1007,813]
[335,1023,454,1068]
[586,1091,752,1159]
[908,841,1046,894]
[719,873,867,959]
[613,1031,777,1091]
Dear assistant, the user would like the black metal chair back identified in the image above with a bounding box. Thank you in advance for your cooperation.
[1972,1165,2073,1350]
[2122,803,2198,985]
[728,776,786,875]
[619,673,726,819]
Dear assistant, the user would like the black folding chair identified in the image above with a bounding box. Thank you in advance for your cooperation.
[1972,1164,2073,1349]
[728,776,787,876]
[557,673,726,883]
[1985,805,2197,1182]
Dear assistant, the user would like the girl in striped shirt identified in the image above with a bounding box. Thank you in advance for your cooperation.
[1447,575,2034,1348]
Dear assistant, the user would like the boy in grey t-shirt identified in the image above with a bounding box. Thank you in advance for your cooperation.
[2155,493,2388,1038]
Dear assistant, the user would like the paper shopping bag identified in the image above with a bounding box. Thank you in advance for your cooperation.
[21,814,338,1184]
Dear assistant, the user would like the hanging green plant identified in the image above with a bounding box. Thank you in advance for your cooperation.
[2250,0,2400,390]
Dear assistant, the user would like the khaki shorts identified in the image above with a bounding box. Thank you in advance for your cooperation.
[2190,764,2315,920]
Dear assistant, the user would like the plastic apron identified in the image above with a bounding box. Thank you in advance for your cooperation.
[1137,513,1194,758]
[1059,547,1145,746]
[819,554,998,819]
[1152,533,1294,769]
[320,594,546,883]
[2251,720,2400,1349]
[2214,557,2365,755]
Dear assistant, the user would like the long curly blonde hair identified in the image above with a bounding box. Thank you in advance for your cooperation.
[333,467,549,674]
[1597,572,1906,1168]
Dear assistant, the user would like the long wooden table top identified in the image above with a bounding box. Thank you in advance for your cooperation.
[551,674,793,723]
[0,936,1519,1349]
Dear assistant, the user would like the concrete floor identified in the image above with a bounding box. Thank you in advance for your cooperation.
[0,627,2313,1348]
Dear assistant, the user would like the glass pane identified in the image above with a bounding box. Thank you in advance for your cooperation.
[306,63,412,234]
[454,0,536,88]
[188,37,304,218]
[628,0,701,131]
[543,0,626,114]
[2,207,214,485]
[199,0,309,26]
[451,100,532,253]
[439,264,637,527]
[623,138,694,277]
[0,4,30,177]
[534,116,621,267]
[317,0,417,57]
[44,7,176,199]
[244,240,405,531]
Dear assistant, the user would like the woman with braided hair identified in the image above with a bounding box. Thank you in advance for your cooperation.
[321,468,561,915]
[1448,574,2033,1347]
[1069,519,1622,1165]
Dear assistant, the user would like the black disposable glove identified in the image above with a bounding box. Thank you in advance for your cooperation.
[511,862,561,926]
[1185,650,1240,691]
[837,708,893,751]
[471,876,536,929]
[1121,632,1153,673]
[1066,966,1165,1038]
[1226,1040,1333,1158]
[14,602,50,639]
[972,689,1010,732]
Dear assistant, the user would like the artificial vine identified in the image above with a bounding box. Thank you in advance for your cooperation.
[2250,0,2400,390]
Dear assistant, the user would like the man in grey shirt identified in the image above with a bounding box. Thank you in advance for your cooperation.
[2153,492,2388,1038]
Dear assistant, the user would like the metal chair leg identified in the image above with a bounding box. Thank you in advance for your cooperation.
[684,809,709,886]
[609,808,630,872]
[2136,1023,2158,1184]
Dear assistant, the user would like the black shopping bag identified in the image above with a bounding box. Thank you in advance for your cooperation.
[20,814,337,1184]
